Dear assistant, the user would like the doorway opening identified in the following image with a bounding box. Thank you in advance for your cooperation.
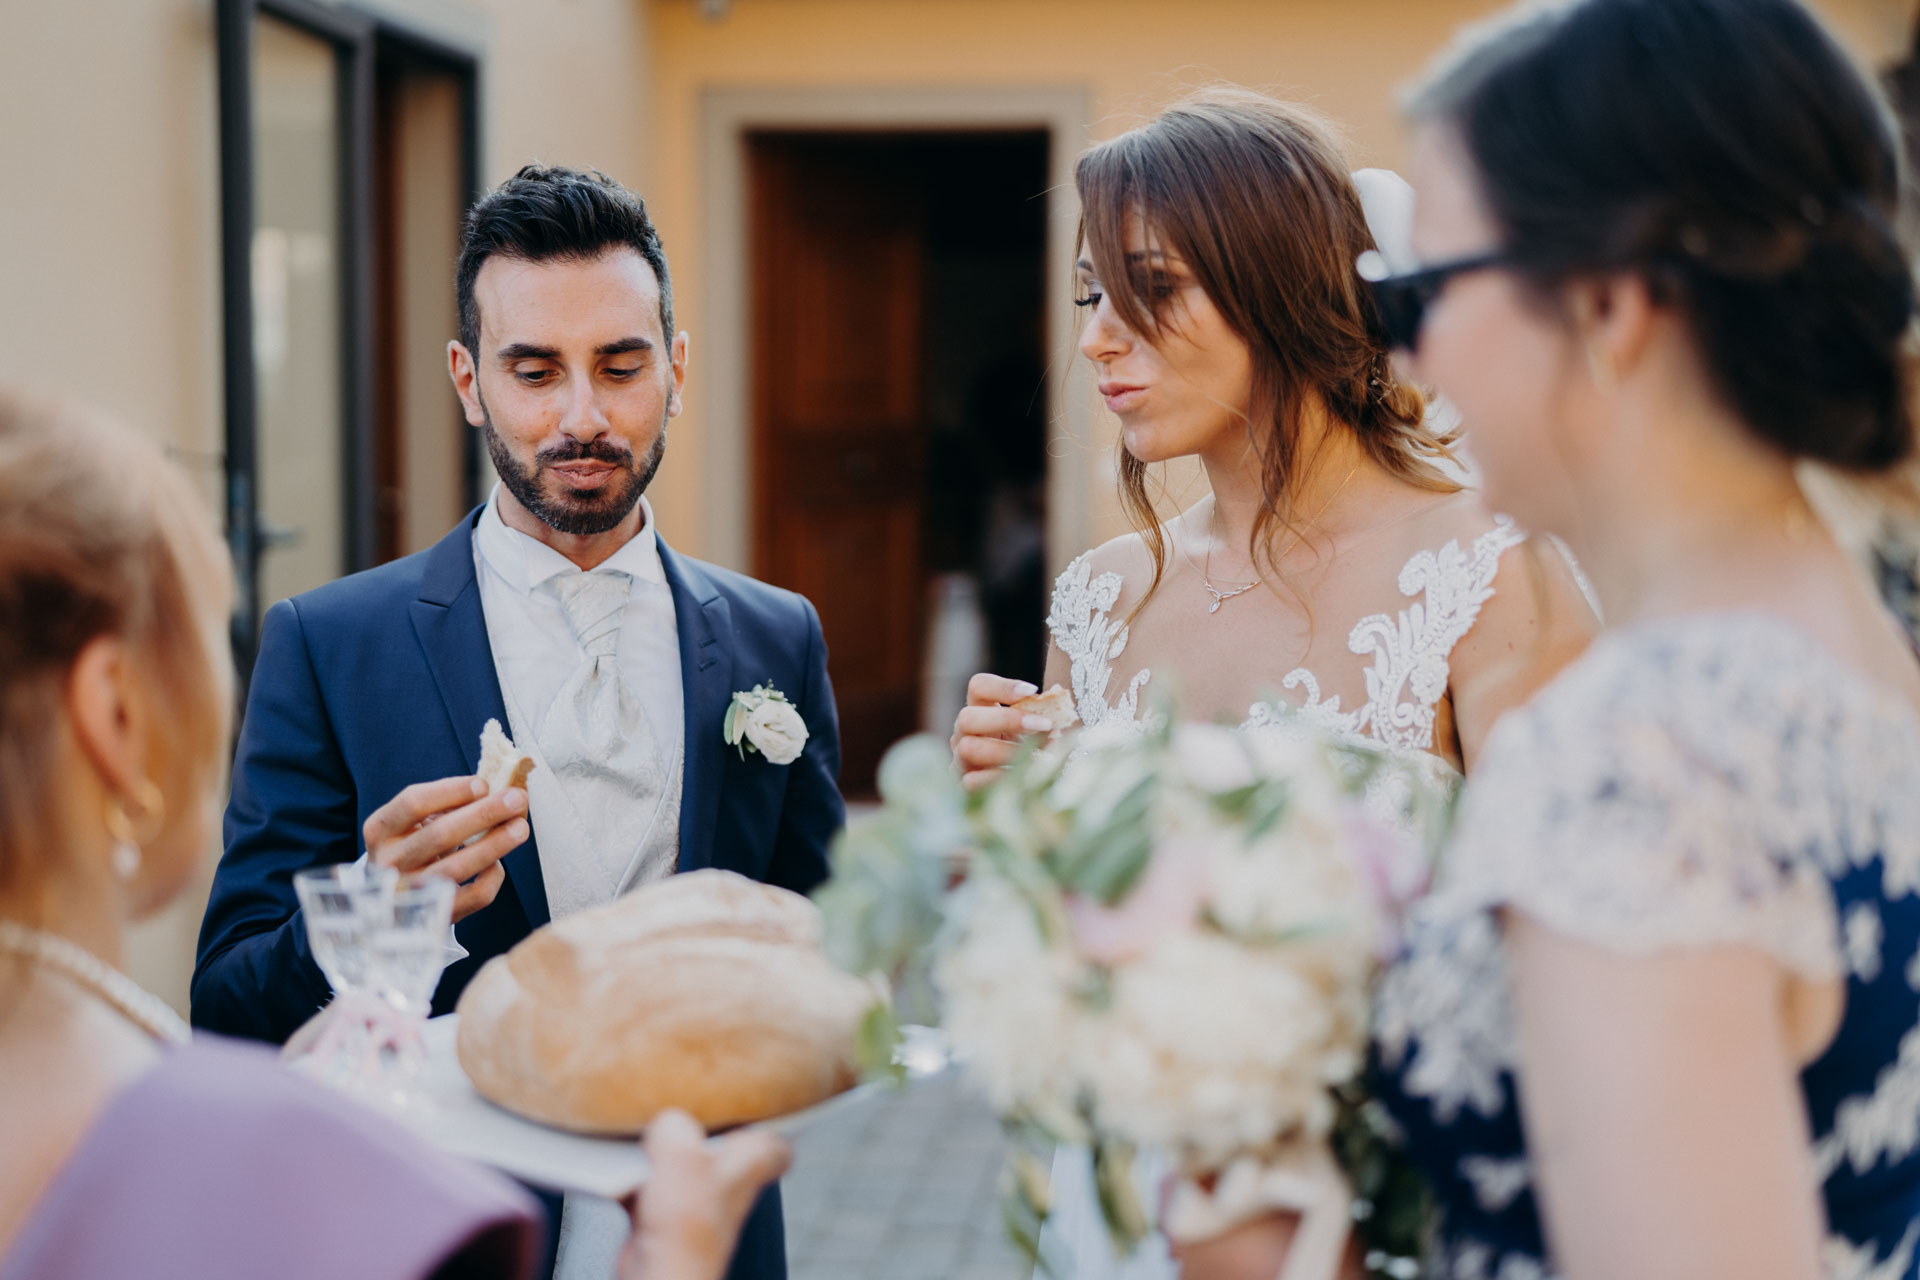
[747,130,1051,796]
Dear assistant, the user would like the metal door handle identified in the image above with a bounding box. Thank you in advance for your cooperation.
[256,522,304,552]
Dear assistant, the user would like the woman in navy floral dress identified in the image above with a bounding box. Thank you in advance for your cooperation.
[1180,1,1920,1277]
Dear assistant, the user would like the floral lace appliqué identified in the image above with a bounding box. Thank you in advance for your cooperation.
[1046,554,1151,731]
[1282,518,1524,752]
[1047,518,1524,755]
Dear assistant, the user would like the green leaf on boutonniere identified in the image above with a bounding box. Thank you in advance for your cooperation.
[722,699,748,757]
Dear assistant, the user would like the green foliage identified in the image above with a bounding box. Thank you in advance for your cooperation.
[1050,769,1158,905]
[815,707,1458,1277]
[1212,777,1293,845]
[1330,1080,1436,1278]
[1091,1137,1150,1256]
[812,735,965,1024]
[853,999,906,1086]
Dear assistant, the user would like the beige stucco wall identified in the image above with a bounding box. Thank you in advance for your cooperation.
[644,0,1916,566]
[0,0,656,1013]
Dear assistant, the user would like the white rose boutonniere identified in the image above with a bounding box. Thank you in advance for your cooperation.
[724,683,809,765]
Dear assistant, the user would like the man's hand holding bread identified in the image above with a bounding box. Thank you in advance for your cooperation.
[361,720,536,923]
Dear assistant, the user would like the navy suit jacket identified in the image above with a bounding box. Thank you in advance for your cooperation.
[192,507,843,1280]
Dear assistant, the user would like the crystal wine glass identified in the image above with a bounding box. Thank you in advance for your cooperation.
[291,862,401,1098]
[360,873,456,1112]
[293,861,398,998]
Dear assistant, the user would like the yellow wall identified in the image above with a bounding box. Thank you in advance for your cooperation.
[0,0,656,1013]
[643,0,1915,562]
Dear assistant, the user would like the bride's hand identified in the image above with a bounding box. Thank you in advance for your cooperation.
[1168,1212,1367,1280]
[951,673,1052,789]
[1169,1213,1299,1280]
[617,1110,791,1280]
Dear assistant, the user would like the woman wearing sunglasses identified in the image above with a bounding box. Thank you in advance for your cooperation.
[949,88,1595,1279]
[1182,0,1920,1277]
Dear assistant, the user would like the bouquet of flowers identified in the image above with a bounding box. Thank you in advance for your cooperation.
[817,710,1448,1276]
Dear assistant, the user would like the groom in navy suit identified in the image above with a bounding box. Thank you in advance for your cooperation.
[192,165,842,1280]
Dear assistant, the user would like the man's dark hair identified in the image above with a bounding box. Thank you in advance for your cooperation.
[455,164,674,355]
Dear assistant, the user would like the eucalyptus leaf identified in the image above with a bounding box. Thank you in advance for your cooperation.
[1068,823,1156,906]
[1092,1139,1150,1254]
[854,999,906,1085]
[1242,779,1293,844]
[1071,965,1114,1012]
[876,733,960,803]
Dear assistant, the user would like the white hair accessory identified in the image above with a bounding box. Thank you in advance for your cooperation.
[1351,167,1418,276]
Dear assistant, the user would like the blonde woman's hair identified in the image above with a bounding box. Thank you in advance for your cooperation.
[0,389,233,901]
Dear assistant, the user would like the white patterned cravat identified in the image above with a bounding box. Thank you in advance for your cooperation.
[534,568,675,919]
[546,569,638,765]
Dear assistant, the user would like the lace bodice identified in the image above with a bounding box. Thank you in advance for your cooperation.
[1373,614,1920,1279]
[1046,518,1526,755]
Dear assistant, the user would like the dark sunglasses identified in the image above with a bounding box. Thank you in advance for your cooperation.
[1358,249,1512,352]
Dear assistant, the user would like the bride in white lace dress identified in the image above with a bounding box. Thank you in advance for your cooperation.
[949,90,1595,1279]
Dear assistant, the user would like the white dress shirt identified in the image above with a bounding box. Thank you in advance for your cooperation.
[473,487,686,1278]
[472,487,685,917]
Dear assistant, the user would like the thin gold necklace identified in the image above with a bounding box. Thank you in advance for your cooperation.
[1199,462,1362,615]
[0,919,191,1044]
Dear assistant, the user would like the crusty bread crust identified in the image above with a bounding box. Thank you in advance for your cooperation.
[1011,685,1079,737]
[455,868,871,1134]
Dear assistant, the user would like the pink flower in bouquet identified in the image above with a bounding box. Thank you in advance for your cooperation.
[1066,836,1215,966]
[1345,810,1429,958]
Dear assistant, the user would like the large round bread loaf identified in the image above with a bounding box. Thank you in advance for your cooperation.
[454,869,874,1134]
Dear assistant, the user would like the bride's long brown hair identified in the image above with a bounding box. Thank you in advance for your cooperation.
[1076,89,1461,607]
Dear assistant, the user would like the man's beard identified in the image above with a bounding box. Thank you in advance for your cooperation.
[480,397,667,537]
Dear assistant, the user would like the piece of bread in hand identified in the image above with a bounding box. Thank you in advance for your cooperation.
[477,718,535,795]
[455,869,874,1134]
[1011,685,1078,740]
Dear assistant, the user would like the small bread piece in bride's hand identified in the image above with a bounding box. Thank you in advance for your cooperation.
[477,717,535,796]
[1010,685,1078,741]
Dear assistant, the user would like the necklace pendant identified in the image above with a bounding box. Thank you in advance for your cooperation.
[1202,577,1257,614]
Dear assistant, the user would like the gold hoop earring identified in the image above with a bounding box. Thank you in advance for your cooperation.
[1585,344,1619,394]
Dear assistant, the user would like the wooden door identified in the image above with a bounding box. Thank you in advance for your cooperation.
[749,136,928,796]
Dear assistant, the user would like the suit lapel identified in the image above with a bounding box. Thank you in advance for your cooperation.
[409,508,551,929]
[660,540,732,873]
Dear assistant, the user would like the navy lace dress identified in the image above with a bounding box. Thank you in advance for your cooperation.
[1370,614,1920,1280]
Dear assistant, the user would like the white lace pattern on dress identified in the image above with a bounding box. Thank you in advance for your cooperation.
[1047,554,1153,730]
[1267,517,1525,751]
[1047,517,1525,754]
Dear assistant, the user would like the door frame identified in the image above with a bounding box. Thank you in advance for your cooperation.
[698,85,1094,580]
[215,0,481,676]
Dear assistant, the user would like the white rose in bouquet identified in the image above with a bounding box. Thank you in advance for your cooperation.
[933,874,1086,1133]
